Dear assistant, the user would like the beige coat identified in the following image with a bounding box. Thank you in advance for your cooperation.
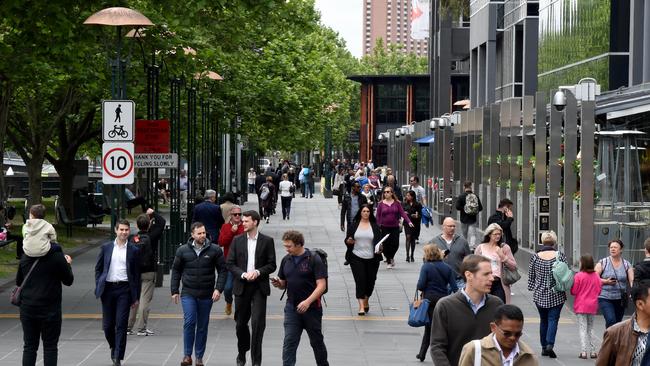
[458,333,538,366]
[22,219,56,257]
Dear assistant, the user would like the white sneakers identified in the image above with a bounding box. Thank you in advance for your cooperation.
[136,329,154,336]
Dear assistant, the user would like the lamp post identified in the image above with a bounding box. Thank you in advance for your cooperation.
[323,103,339,198]
[84,7,154,232]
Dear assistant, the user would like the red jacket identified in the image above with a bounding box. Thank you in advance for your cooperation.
[218,222,244,258]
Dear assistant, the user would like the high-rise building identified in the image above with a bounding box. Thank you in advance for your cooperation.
[363,0,429,57]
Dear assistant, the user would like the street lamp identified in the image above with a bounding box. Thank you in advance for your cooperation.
[84,6,153,233]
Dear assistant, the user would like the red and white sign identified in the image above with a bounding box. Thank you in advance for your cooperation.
[135,119,170,153]
[102,142,135,184]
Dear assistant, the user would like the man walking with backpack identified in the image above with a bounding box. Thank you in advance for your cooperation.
[271,230,329,366]
[455,181,483,245]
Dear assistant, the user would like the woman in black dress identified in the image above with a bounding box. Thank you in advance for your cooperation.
[403,190,422,263]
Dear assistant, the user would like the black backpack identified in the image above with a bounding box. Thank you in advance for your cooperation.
[280,248,329,302]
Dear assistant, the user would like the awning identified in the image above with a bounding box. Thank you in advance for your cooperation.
[414,134,435,144]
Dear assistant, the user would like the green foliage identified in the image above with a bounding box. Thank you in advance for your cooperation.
[408,146,418,173]
[358,38,428,75]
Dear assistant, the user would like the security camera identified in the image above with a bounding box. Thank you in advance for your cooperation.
[552,90,567,111]
[378,133,384,141]
[429,120,437,131]
[395,130,401,137]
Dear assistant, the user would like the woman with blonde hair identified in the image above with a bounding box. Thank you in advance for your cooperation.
[415,244,457,362]
[527,230,566,358]
[474,223,517,304]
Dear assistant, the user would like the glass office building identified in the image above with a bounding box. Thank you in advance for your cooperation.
[537,0,629,93]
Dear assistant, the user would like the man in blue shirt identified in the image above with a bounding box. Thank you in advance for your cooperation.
[271,230,328,366]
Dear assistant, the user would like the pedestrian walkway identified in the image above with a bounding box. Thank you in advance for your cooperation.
[0,189,607,365]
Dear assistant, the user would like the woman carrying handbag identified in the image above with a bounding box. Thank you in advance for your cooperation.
[414,244,458,362]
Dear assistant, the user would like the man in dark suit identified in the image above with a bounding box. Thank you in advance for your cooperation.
[192,189,224,242]
[227,210,277,366]
[95,219,141,366]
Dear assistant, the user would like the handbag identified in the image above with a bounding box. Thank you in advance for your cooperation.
[10,258,40,306]
[408,290,430,327]
[502,265,521,286]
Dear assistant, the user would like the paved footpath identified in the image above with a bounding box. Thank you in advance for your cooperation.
[0,191,608,365]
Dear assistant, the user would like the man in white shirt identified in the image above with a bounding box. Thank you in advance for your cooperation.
[458,304,537,366]
[409,176,426,204]
[95,220,141,366]
[226,211,277,366]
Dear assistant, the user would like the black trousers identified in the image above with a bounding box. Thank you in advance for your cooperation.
[380,226,401,261]
[235,283,268,364]
[281,196,292,219]
[418,293,445,361]
[101,282,132,361]
[490,277,506,304]
[20,305,61,366]
[349,253,380,299]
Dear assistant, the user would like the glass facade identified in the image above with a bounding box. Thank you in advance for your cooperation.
[374,84,407,125]
[537,0,628,93]
[413,82,430,122]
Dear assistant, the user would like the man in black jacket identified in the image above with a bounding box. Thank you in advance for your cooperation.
[487,198,517,254]
[17,235,73,365]
[455,181,483,245]
[340,182,368,232]
[127,209,164,336]
[171,221,227,366]
[227,210,277,366]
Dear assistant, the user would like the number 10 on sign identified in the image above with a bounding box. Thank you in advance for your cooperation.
[102,142,135,184]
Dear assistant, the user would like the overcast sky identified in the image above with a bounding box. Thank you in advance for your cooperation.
[314,0,363,58]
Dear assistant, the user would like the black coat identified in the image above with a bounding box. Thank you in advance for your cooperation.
[226,232,277,296]
[487,211,516,254]
[171,239,227,298]
[129,231,155,273]
[344,220,383,262]
[634,259,650,285]
[17,244,73,310]
[455,191,483,224]
[340,193,368,227]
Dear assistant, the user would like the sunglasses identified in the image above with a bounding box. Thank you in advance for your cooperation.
[496,326,522,338]
[232,213,242,216]
[384,191,393,194]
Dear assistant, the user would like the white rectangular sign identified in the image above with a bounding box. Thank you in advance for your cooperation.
[102,142,135,184]
[102,100,135,142]
[134,153,178,168]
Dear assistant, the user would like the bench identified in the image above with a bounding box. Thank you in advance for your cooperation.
[56,205,86,237]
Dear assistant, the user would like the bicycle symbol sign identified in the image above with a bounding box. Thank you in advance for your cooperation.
[102,100,135,142]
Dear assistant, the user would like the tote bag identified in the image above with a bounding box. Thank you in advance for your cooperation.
[407,291,430,327]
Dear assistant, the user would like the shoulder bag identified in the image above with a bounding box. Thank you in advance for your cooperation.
[407,290,430,327]
[500,244,521,286]
[10,258,40,306]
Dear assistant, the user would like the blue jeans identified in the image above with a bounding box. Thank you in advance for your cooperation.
[181,295,213,359]
[282,304,328,366]
[599,297,625,328]
[224,272,234,304]
[536,304,563,348]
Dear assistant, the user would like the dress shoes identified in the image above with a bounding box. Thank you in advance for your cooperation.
[113,360,121,366]
[195,358,204,366]
[181,355,192,366]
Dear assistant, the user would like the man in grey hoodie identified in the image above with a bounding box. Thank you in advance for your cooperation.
[429,217,471,290]
[22,204,57,257]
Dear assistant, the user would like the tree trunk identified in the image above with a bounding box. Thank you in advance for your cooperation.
[53,158,75,216]
[0,80,11,203]
[25,156,44,206]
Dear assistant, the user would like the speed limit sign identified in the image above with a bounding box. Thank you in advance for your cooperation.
[102,142,135,184]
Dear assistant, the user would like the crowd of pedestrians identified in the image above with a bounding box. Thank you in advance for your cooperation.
[14,158,650,366]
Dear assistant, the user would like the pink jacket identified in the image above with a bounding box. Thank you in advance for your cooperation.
[571,271,602,314]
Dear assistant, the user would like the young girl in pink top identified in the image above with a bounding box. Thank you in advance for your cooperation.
[570,254,602,359]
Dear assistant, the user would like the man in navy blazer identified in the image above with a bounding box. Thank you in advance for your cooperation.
[95,219,141,366]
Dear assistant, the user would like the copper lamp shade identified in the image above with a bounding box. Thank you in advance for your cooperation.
[83,7,154,27]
